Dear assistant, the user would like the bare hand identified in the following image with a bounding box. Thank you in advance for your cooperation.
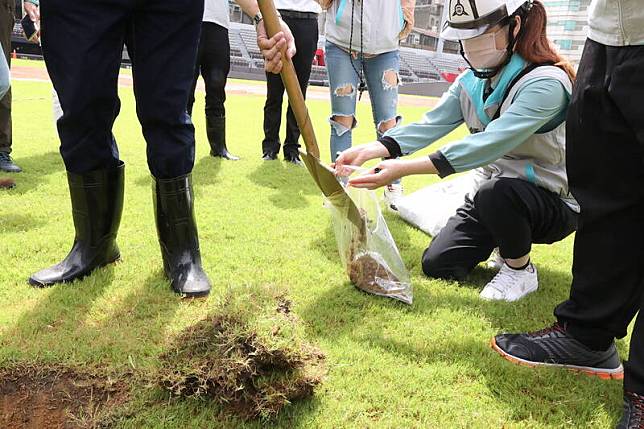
[348,160,407,190]
[332,146,370,177]
[24,2,39,22]
[23,2,40,43]
[256,19,296,74]
[332,142,391,177]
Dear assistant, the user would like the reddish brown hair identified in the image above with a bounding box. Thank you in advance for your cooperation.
[514,0,576,82]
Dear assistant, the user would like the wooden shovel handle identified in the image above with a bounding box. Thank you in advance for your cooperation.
[257,0,320,159]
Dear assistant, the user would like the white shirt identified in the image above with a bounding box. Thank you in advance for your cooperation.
[274,0,321,13]
[203,0,230,29]
[325,0,404,55]
[588,0,644,46]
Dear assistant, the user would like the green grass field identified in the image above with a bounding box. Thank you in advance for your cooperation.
[0,61,627,428]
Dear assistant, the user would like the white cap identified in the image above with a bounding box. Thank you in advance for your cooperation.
[440,0,530,41]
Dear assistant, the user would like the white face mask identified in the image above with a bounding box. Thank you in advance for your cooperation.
[462,26,510,70]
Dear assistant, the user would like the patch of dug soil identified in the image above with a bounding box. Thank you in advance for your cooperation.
[159,290,325,420]
[0,364,130,429]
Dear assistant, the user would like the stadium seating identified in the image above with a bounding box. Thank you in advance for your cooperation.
[227,24,467,85]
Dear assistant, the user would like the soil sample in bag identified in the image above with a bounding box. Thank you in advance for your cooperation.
[348,251,400,295]
[345,212,404,300]
[327,193,413,304]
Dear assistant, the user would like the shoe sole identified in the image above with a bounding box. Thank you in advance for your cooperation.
[490,337,624,380]
[177,290,211,299]
[210,153,239,161]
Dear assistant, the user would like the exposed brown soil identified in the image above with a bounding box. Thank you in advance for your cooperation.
[0,364,130,429]
[0,177,15,189]
[0,292,323,425]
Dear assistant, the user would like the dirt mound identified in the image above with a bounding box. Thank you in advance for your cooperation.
[0,364,129,429]
[159,288,325,420]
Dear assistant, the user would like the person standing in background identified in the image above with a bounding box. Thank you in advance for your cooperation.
[0,37,11,187]
[188,0,239,161]
[261,0,320,165]
[320,0,414,210]
[0,0,30,173]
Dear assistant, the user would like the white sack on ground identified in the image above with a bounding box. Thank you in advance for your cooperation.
[395,170,484,237]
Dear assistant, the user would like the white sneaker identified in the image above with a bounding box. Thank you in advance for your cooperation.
[383,183,403,211]
[487,248,504,271]
[480,263,538,302]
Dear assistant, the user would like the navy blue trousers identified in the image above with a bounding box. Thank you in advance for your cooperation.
[40,0,203,178]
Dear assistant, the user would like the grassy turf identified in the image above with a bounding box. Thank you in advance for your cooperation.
[0,62,627,428]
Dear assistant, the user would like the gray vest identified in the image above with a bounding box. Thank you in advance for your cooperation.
[459,66,580,212]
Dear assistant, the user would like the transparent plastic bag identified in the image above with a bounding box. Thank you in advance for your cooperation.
[325,177,412,305]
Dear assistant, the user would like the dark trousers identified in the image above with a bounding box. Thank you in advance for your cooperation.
[187,22,229,118]
[553,39,644,394]
[40,0,203,178]
[262,12,318,157]
[0,0,13,154]
[423,178,577,280]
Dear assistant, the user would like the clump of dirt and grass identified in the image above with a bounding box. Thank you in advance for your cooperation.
[158,286,325,420]
[0,363,130,429]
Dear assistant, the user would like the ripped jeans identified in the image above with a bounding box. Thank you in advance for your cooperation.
[325,41,400,163]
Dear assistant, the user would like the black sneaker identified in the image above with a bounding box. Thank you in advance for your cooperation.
[491,322,623,380]
[617,392,644,429]
[0,152,22,173]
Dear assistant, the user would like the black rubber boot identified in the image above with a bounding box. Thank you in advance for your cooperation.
[153,174,211,297]
[206,115,239,160]
[29,162,125,286]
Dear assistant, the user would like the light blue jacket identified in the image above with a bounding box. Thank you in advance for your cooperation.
[384,55,579,210]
